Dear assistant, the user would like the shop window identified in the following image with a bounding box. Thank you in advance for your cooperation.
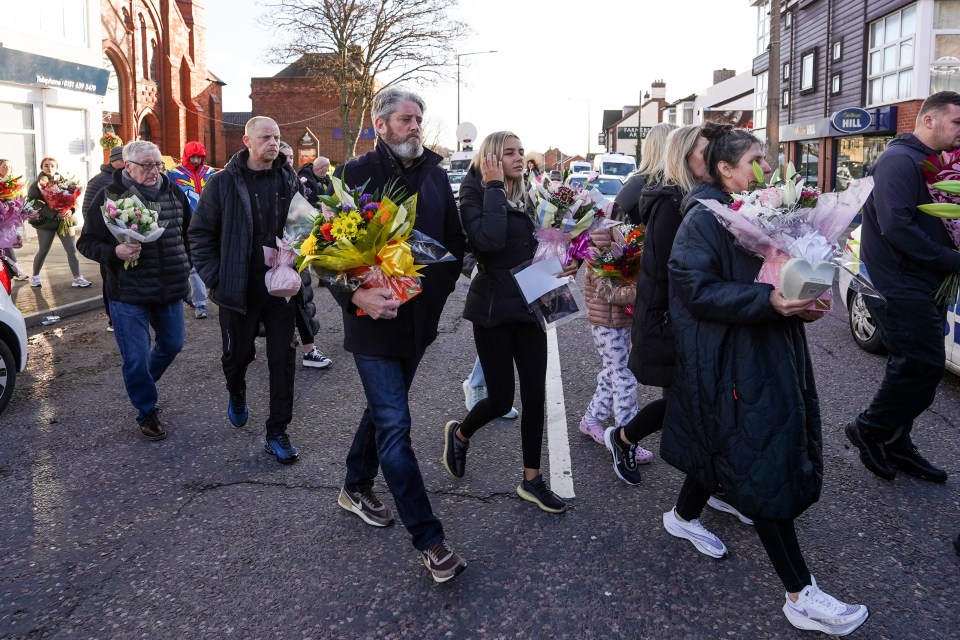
[798,141,819,189]
[800,49,817,93]
[867,4,916,106]
[754,73,768,130]
[0,102,38,181]
[757,1,770,55]
[931,1,960,93]
[836,137,893,191]
[832,73,842,94]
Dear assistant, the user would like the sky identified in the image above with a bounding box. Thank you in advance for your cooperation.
[202,0,760,157]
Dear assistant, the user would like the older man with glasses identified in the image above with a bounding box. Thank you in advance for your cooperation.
[78,140,193,441]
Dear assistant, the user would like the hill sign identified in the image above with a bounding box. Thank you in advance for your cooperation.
[831,107,872,134]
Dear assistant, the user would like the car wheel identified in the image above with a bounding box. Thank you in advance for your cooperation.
[848,291,887,354]
[0,339,16,414]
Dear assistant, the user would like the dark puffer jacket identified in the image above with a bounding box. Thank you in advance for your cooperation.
[297,163,333,206]
[460,168,538,327]
[82,164,120,219]
[661,182,823,521]
[189,150,300,314]
[78,171,191,305]
[627,182,683,388]
[331,140,465,358]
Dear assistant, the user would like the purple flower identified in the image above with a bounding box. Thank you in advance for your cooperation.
[359,194,374,206]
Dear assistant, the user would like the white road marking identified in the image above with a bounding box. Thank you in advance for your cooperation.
[545,328,575,498]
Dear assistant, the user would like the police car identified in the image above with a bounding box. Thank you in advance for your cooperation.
[837,226,960,375]
[0,256,28,414]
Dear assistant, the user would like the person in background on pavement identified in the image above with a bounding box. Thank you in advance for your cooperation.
[78,141,191,441]
[27,157,92,289]
[0,159,28,279]
[190,117,302,464]
[278,144,333,371]
[167,141,216,320]
[523,158,540,182]
[845,91,960,485]
[82,146,126,330]
[331,87,467,583]
[461,357,517,419]
[297,156,334,206]
[613,123,676,225]
[663,122,868,636]
[443,130,572,516]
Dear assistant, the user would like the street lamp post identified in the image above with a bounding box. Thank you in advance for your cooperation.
[456,50,497,150]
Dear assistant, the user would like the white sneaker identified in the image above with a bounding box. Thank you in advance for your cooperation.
[662,508,728,558]
[30,275,41,287]
[707,495,754,525]
[72,276,92,288]
[462,379,487,411]
[501,406,519,419]
[783,577,868,636]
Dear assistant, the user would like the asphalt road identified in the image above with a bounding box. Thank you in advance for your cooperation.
[1,281,958,639]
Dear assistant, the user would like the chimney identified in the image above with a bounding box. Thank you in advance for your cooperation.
[713,69,736,85]
[650,80,666,100]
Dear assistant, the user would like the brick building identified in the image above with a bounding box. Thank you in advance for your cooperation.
[101,0,226,166]
[224,54,375,167]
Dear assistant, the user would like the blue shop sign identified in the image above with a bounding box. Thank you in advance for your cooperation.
[333,127,375,140]
[0,47,108,95]
[831,108,873,134]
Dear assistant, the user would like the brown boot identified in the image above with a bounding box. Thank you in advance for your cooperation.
[139,411,167,441]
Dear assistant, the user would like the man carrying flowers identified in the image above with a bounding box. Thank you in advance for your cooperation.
[78,141,192,441]
[189,116,302,464]
[846,91,960,483]
[330,87,467,583]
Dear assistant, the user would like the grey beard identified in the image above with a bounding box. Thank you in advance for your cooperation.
[388,137,423,160]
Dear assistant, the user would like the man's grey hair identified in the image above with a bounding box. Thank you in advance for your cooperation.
[123,140,161,161]
[370,87,425,126]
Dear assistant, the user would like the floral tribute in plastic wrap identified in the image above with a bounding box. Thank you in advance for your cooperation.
[587,223,644,302]
[36,174,83,236]
[101,194,166,269]
[293,177,453,316]
[0,173,32,249]
[528,176,614,266]
[698,161,874,309]
[919,149,960,304]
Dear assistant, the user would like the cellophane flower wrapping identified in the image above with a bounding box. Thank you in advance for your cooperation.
[101,192,167,269]
[587,223,644,303]
[38,175,83,236]
[0,174,31,248]
[263,236,302,299]
[699,171,874,308]
[919,150,960,304]
[529,179,617,265]
[294,177,454,316]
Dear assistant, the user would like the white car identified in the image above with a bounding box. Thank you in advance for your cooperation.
[448,171,466,199]
[837,226,960,375]
[0,256,28,414]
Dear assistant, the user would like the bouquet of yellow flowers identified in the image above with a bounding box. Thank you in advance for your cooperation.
[292,177,452,315]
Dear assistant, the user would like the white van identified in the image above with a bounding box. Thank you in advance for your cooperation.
[593,153,636,179]
[569,161,590,174]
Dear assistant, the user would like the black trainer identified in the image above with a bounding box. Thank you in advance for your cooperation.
[886,445,948,483]
[603,426,642,485]
[420,539,467,583]
[442,420,468,478]
[516,474,568,514]
[264,432,300,464]
[844,421,895,480]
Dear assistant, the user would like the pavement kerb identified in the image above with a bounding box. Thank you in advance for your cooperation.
[24,295,103,329]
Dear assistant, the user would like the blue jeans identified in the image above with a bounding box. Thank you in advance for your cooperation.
[345,353,444,551]
[466,355,485,388]
[189,267,207,307]
[109,300,185,422]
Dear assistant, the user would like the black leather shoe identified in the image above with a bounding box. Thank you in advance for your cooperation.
[845,422,895,480]
[886,445,948,483]
[139,411,167,441]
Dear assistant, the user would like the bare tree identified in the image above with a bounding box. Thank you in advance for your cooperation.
[264,0,468,160]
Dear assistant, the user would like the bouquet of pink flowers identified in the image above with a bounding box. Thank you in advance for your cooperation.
[0,173,34,249]
[37,174,83,236]
[529,177,614,266]
[698,162,873,308]
[918,149,960,303]
[101,193,167,269]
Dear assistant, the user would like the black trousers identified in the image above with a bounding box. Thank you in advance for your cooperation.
[459,322,547,470]
[857,296,946,447]
[675,475,812,593]
[219,281,296,434]
[622,387,669,443]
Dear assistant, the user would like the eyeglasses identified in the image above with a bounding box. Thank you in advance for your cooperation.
[129,160,165,171]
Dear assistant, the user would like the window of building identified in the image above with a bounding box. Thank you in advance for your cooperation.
[931,1,960,93]
[833,40,843,61]
[867,4,916,106]
[800,49,817,93]
[782,89,790,106]
[785,11,793,29]
[681,102,694,126]
[783,63,790,79]
[832,73,842,94]
[835,136,893,191]
[0,102,38,182]
[798,141,819,188]
[754,73,768,130]
[102,52,122,122]
[757,1,770,55]
[10,0,86,46]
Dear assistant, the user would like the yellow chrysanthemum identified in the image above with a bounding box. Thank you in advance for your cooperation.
[330,210,364,240]
[299,233,319,255]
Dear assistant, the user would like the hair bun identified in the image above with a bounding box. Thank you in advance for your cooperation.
[700,121,733,141]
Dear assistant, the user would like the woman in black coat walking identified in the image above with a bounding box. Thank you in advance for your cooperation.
[661,122,868,636]
[441,131,569,514]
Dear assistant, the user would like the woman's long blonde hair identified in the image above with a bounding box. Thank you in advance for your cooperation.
[635,122,676,183]
[663,125,705,193]
[471,131,527,203]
